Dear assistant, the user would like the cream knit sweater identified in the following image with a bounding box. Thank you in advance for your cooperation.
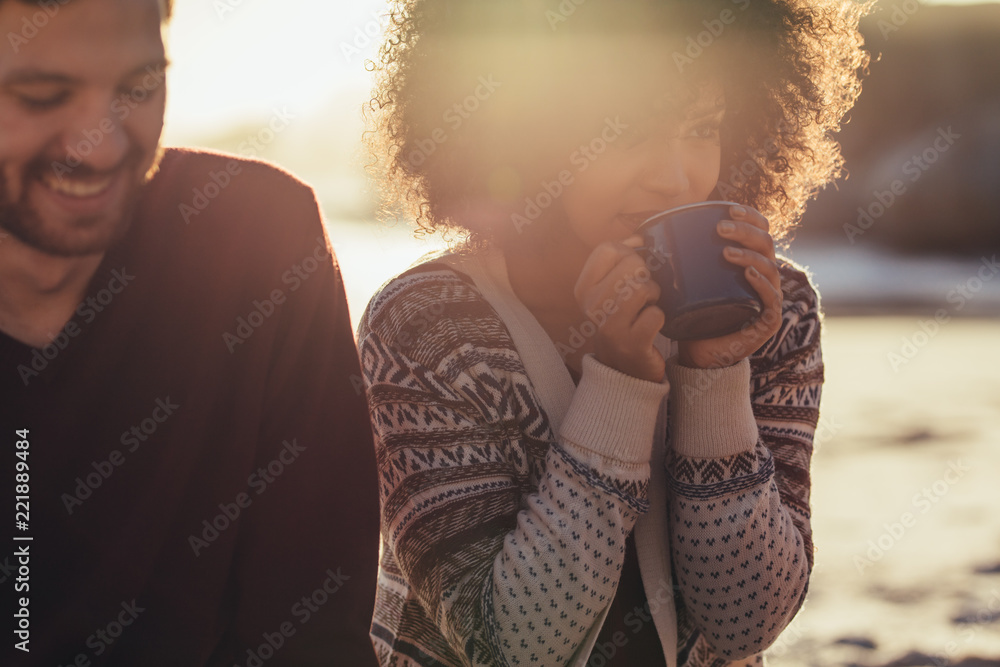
[360,249,822,667]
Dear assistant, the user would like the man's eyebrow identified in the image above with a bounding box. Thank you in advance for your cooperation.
[2,59,170,87]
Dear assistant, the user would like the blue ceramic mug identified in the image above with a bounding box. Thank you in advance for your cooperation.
[637,201,763,340]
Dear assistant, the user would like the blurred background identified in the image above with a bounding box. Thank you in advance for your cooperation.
[162,1,1000,665]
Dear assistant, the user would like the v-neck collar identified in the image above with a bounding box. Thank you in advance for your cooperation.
[440,249,674,435]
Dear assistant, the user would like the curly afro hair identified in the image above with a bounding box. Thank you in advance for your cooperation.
[366,0,872,249]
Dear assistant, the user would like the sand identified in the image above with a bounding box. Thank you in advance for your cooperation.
[765,316,1000,667]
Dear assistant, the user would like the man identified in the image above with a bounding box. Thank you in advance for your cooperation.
[0,1,379,665]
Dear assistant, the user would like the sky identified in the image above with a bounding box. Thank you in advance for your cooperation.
[162,0,388,142]
[161,0,994,144]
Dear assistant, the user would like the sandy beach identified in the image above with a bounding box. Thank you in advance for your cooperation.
[769,315,1000,667]
[329,219,1000,667]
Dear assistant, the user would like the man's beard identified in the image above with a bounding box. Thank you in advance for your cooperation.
[0,146,164,258]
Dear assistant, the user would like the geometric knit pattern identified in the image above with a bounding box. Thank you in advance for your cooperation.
[359,257,823,667]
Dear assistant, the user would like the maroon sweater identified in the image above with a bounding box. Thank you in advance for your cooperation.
[0,149,379,667]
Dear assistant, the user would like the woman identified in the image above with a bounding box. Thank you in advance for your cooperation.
[358,0,869,664]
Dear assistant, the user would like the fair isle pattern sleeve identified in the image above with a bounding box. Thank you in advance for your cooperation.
[665,260,823,665]
[358,265,659,667]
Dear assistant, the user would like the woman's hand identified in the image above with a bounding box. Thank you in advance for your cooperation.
[574,237,666,383]
[676,205,783,369]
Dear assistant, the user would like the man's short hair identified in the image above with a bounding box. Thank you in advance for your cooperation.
[1,0,173,21]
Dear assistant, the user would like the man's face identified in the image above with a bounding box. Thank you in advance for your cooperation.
[0,0,167,257]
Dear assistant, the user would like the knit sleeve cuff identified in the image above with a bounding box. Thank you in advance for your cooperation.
[558,354,669,465]
[665,355,758,458]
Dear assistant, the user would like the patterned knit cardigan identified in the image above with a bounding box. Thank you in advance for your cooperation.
[358,256,823,667]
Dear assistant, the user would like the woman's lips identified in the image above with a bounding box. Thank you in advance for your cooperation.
[616,210,662,233]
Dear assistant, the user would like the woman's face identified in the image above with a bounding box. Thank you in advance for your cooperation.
[559,83,724,248]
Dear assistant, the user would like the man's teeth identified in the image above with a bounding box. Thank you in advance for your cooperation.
[40,172,114,198]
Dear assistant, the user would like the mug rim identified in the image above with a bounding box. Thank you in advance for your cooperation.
[636,200,743,233]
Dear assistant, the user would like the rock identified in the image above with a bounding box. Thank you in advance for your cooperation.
[952,659,1000,667]
[880,650,944,667]
[951,608,1000,625]
[973,562,1000,574]
[835,636,879,650]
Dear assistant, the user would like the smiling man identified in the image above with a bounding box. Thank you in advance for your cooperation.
[0,1,379,665]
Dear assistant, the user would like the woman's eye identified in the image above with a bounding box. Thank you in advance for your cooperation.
[685,122,722,141]
[17,91,69,111]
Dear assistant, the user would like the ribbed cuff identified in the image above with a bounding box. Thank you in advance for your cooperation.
[665,355,758,458]
[559,354,670,465]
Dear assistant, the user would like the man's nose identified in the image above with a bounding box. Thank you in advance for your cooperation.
[59,96,129,174]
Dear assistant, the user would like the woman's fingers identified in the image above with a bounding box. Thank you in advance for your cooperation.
[577,247,659,325]
[574,239,641,305]
[576,239,666,383]
[723,245,779,287]
[717,219,776,262]
[729,204,770,233]
[674,205,784,369]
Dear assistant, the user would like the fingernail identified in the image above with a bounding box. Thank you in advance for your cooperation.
[718,221,736,234]
[731,205,746,218]
[725,246,743,257]
[747,265,760,278]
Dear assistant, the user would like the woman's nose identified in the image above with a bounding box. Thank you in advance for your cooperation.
[639,145,690,199]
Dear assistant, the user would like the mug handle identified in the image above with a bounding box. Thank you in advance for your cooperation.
[634,242,677,324]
